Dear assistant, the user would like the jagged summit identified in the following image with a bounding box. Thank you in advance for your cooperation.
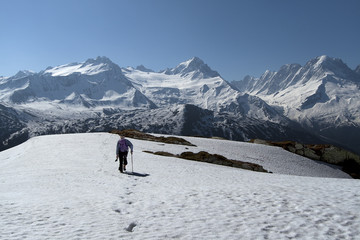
[304,55,359,81]
[307,55,347,71]
[13,70,35,79]
[234,55,360,94]
[231,55,360,154]
[313,55,334,64]
[178,57,205,69]
[84,56,114,65]
[165,57,220,79]
[136,65,154,72]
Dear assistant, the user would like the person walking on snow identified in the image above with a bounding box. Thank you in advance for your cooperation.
[116,136,133,173]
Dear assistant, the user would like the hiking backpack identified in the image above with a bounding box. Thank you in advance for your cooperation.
[118,139,128,152]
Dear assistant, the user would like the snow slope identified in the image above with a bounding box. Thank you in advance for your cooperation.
[1,133,359,240]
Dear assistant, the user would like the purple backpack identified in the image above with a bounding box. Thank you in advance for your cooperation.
[118,139,128,152]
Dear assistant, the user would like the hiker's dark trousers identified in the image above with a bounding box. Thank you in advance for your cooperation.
[118,151,128,171]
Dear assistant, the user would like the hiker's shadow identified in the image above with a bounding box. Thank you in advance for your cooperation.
[126,172,150,177]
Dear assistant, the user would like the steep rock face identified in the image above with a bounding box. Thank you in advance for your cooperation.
[0,104,28,151]
[232,55,360,154]
[300,81,329,110]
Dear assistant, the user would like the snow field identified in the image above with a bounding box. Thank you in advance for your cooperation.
[154,135,351,178]
[0,133,359,239]
[44,62,108,77]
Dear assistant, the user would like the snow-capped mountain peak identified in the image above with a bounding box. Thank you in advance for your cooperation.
[165,57,220,79]
[13,70,35,79]
[309,55,341,71]
[0,56,156,109]
[234,55,359,95]
[84,56,113,65]
[303,55,359,81]
[231,55,360,154]
[178,56,205,69]
[313,55,332,66]
[136,65,154,72]
[44,56,118,77]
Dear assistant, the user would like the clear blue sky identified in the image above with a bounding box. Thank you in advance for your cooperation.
[1,0,360,81]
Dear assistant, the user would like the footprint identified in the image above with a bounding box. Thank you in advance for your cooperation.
[125,222,137,232]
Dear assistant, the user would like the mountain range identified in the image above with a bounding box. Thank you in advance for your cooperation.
[0,55,359,154]
[232,55,360,154]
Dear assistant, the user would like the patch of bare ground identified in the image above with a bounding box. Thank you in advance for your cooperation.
[144,150,269,173]
[109,129,196,146]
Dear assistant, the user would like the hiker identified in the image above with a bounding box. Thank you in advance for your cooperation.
[116,135,134,173]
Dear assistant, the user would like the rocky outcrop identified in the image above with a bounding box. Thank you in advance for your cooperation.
[251,139,360,179]
[110,129,196,146]
[144,150,269,173]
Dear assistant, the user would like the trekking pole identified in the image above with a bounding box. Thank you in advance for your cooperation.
[131,153,134,173]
